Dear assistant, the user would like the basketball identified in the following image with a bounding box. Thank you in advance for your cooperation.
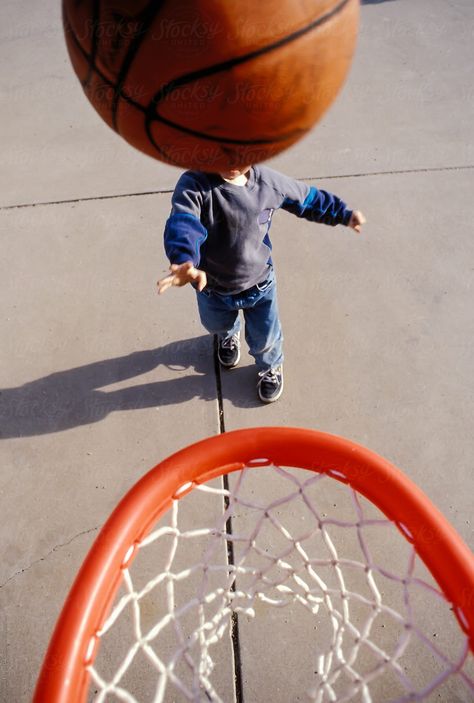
[62,0,359,171]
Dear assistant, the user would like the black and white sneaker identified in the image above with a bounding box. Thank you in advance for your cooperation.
[217,331,241,368]
[257,365,284,403]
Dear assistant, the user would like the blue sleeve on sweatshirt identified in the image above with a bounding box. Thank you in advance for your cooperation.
[163,173,208,266]
[282,186,352,227]
[164,213,207,266]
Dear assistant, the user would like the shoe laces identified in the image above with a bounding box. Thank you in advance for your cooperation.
[258,367,281,384]
[221,333,239,350]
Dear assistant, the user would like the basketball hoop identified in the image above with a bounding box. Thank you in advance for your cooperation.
[34,428,474,702]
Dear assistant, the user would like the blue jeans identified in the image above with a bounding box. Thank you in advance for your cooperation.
[196,268,283,371]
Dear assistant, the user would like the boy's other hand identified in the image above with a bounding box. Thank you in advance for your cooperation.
[157,261,207,295]
[348,210,366,233]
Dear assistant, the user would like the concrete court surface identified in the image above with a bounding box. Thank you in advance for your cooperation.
[0,0,473,701]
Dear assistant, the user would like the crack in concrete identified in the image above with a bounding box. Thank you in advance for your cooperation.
[0,526,100,590]
[1,189,173,211]
[306,164,474,181]
[213,334,226,435]
[2,164,473,211]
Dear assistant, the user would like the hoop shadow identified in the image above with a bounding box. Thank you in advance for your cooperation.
[0,336,216,440]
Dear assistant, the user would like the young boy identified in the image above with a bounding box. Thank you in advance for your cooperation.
[157,165,365,403]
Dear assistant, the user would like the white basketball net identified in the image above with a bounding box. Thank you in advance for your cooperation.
[87,464,473,702]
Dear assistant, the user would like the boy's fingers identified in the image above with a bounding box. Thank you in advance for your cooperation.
[157,277,172,294]
[185,266,198,281]
[349,210,365,233]
[157,264,206,294]
[196,271,207,291]
[158,272,176,290]
[354,210,366,225]
[158,267,189,293]
[170,261,193,274]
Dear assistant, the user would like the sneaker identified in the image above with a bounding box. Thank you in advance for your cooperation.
[217,331,241,368]
[257,365,284,403]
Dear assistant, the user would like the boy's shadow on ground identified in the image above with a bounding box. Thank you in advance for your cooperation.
[0,336,260,440]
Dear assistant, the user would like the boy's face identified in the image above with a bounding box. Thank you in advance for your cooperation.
[219,165,252,180]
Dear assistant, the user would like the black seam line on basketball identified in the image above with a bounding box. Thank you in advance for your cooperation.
[65,11,147,115]
[145,119,183,168]
[64,8,180,168]
[3,165,474,211]
[110,1,167,132]
[148,110,306,146]
[145,0,352,147]
[66,14,171,168]
[62,6,100,91]
[152,0,352,103]
[63,7,247,155]
[63,4,178,163]
[64,0,349,148]
[84,0,101,89]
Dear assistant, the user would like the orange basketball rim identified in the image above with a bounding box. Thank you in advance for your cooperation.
[34,427,474,702]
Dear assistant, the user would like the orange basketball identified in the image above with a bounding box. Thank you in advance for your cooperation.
[63,0,359,170]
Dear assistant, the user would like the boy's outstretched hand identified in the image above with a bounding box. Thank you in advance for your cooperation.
[348,210,366,233]
[157,261,207,295]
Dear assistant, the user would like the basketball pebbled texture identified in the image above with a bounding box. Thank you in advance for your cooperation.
[63,0,359,171]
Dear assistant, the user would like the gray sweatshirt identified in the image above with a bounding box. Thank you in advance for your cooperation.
[164,165,352,294]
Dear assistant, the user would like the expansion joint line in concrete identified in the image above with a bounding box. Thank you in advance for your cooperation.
[213,335,226,435]
[0,525,100,590]
[2,164,473,212]
[302,163,474,182]
[212,335,244,703]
